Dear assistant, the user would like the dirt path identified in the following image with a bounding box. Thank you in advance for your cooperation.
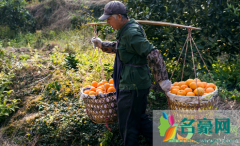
[215,96,240,110]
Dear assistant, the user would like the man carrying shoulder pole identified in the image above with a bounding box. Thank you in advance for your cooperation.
[91,1,171,145]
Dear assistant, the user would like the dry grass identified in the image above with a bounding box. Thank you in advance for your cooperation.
[25,0,114,31]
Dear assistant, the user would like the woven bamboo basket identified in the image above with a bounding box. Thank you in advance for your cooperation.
[166,89,218,130]
[80,88,118,124]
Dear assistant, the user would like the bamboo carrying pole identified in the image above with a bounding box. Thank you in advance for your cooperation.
[86,20,201,30]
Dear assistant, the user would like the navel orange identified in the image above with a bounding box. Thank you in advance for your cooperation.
[194,78,201,83]
[84,90,90,94]
[109,79,113,84]
[173,82,178,86]
[186,79,194,86]
[103,83,110,90]
[172,86,180,90]
[97,82,104,87]
[107,87,116,93]
[89,91,97,95]
[91,81,98,87]
[197,82,205,88]
[178,81,187,87]
[194,87,205,96]
[171,89,179,95]
[84,85,90,89]
[186,92,195,96]
[189,82,197,89]
[206,83,216,89]
[181,85,188,90]
[202,82,207,88]
[206,87,214,93]
[177,90,186,96]
[90,87,96,92]
[184,88,193,94]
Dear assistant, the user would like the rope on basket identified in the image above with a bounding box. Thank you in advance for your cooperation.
[169,28,216,111]
[91,24,112,131]
[188,28,201,110]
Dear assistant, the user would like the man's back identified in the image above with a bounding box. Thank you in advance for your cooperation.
[116,18,154,90]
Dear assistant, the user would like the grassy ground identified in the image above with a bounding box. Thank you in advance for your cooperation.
[0,0,239,145]
[0,24,163,145]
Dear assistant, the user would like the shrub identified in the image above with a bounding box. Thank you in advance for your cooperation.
[64,54,79,70]
[0,89,20,121]
[0,0,36,33]
[126,0,240,81]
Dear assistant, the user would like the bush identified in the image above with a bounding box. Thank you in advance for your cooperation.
[0,0,36,33]
[0,46,20,122]
[126,0,240,81]
[0,89,20,121]
[198,54,240,99]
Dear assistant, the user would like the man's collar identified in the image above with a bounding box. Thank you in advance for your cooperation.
[116,18,136,39]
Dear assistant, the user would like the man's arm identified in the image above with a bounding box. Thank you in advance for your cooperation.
[147,49,172,92]
[91,37,116,54]
[147,49,168,82]
[102,41,117,53]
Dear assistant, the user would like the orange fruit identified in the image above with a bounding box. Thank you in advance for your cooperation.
[177,81,187,87]
[202,82,207,88]
[170,86,175,91]
[97,88,103,93]
[194,78,201,83]
[206,87,214,93]
[110,84,114,87]
[90,87,96,92]
[89,91,97,95]
[173,82,178,86]
[184,88,193,94]
[107,87,116,93]
[98,85,104,90]
[171,89,179,95]
[172,86,180,90]
[84,90,90,94]
[102,80,108,84]
[103,83,110,90]
[97,82,104,87]
[206,83,216,89]
[109,79,113,84]
[177,90,186,96]
[194,87,205,96]
[181,85,188,90]
[197,82,205,88]
[91,81,98,87]
[84,85,90,89]
[186,79,194,86]
[186,92,195,96]
[189,82,197,89]
[203,93,208,95]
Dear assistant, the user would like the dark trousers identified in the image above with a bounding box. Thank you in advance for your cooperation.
[117,88,160,146]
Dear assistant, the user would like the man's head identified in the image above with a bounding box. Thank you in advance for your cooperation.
[99,1,129,29]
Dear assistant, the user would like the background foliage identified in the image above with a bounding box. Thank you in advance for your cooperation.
[0,0,36,35]
[127,0,240,82]
[0,0,240,145]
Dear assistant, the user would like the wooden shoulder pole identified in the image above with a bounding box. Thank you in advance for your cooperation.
[86,20,201,30]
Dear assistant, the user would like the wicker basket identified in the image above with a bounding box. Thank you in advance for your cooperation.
[166,90,218,131]
[80,88,118,124]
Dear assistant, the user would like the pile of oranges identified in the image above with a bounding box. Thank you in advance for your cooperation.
[169,78,216,96]
[83,79,116,95]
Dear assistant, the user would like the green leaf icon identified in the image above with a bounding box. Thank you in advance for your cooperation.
[158,116,171,137]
